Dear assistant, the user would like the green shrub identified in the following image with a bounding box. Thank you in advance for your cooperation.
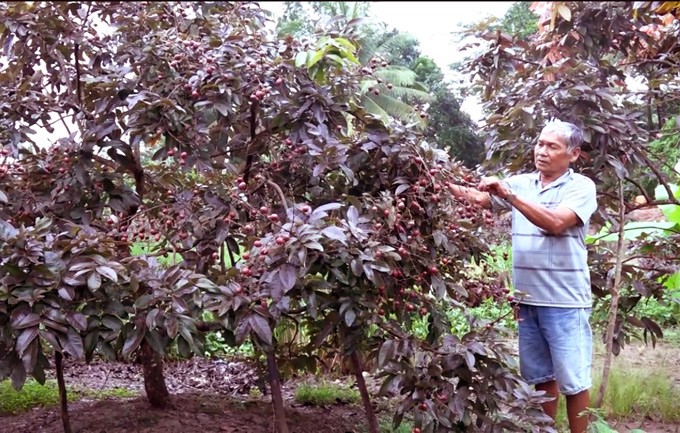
[635,296,677,327]
[294,381,360,406]
[199,311,256,359]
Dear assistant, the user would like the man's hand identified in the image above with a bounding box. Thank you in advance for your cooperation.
[478,177,511,200]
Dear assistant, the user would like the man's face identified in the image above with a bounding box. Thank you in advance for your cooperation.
[534,129,580,179]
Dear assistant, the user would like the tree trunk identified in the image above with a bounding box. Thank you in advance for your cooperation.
[116,234,172,409]
[596,180,627,408]
[140,340,172,409]
[351,350,379,433]
[55,352,73,433]
[646,93,654,130]
[266,351,290,433]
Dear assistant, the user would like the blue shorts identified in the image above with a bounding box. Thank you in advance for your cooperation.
[517,304,592,396]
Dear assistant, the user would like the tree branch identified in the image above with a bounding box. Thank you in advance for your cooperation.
[624,175,654,207]
[266,180,289,213]
[596,180,627,408]
[636,147,680,205]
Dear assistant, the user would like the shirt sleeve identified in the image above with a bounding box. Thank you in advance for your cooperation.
[560,176,598,225]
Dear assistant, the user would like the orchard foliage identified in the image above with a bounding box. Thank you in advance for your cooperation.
[463,1,680,351]
[0,1,556,431]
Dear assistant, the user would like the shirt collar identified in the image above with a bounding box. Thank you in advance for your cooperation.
[531,168,574,191]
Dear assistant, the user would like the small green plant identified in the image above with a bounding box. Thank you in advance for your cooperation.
[587,409,620,433]
[378,418,413,433]
[294,381,361,406]
[586,409,646,433]
[0,379,60,414]
[248,387,263,399]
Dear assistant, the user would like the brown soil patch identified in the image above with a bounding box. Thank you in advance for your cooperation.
[0,356,370,433]
[0,393,367,433]
[2,341,680,432]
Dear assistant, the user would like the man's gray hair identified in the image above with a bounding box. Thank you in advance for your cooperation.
[542,119,584,150]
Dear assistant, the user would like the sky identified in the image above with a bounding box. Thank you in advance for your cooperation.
[369,2,513,69]
[262,2,513,63]
[261,1,515,122]
[370,2,514,121]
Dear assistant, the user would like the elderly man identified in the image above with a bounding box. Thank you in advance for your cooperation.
[453,119,598,433]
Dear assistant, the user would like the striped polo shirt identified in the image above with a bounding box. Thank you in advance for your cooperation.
[503,169,598,308]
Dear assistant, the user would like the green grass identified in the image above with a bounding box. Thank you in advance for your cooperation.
[0,379,139,415]
[593,366,680,422]
[294,381,361,406]
[552,360,680,431]
[661,326,680,346]
[0,379,60,414]
[377,419,413,433]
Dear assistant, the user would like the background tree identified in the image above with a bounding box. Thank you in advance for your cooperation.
[278,1,485,167]
[275,1,314,40]
[498,2,539,40]
[413,56,485,168]
[278,1,433,126]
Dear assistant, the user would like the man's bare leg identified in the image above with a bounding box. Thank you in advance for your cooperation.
[566,389,589,433]
[535,380,559,419]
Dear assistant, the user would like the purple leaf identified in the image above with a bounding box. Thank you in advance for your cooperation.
[321,226,347,244]
[249,314,272,345]
[16,326,39,354]
[278,264,297,292]
[122,326,144,357]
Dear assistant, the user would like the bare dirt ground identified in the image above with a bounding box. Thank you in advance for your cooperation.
[0,355,370,433]
[1,341,679,433]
